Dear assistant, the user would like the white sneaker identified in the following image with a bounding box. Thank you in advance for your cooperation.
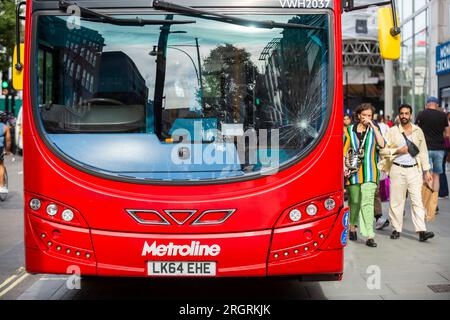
[376,217,389,230]
[0,186,8,193]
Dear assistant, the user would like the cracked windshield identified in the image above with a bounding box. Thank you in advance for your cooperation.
[35,13,330,181]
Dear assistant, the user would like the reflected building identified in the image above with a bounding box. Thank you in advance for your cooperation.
[96,51,148,106]
[256,15,328,148]
[395,0,450,115]
[37,16,105,107]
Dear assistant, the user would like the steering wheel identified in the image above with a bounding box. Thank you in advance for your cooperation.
[82,98,125,106]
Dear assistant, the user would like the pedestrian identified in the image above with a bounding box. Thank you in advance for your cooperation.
[375,116,390,230]
[344,114,352,129]
[386,115,394,127]
[378,116,389,137]
[438,112,450,199]
[344,113,353,202]
[0,113,11,194]
[344,103,385,247]
[379,104,435,242]
[415,97,450,214]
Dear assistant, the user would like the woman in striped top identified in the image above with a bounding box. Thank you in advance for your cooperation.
[344,103,385,247]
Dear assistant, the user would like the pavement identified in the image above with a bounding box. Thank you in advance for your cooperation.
[0,155,449,300]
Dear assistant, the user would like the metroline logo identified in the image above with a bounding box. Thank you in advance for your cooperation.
[141,241,221,257]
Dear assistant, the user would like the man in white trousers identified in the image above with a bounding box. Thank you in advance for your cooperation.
[379,104,435,242]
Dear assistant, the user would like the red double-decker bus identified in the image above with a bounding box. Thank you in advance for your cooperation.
[13,0,399,280]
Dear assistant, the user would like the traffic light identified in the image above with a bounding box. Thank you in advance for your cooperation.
[1,79,12,96]
[2,73,9,95]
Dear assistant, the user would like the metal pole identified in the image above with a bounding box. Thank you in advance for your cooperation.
[195,37,204,108]
[345,71,349,113]
[385,59,394,118]
[167,46,199,85]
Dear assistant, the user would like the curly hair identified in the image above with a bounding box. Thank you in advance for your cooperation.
[354,103,375,120]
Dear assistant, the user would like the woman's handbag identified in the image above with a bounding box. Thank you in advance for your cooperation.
[345,127,370,176]
[379,178,390,202]
[444,137,450,151]
[402,132,420,157]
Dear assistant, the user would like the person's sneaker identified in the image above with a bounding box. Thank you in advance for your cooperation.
[390,230,400,239]
[366,239,377,247]
[0,186,8,194]
[375,217,390,230]
[419,231,434,242]
[438,196,449,199]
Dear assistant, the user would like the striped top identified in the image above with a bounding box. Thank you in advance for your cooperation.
[344,124,380,185]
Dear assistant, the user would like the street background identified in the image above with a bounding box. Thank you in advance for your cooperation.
[1,155,449,300]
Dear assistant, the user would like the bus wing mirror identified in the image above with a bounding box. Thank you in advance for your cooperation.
[13,43,25,91]
[378,7,401,60]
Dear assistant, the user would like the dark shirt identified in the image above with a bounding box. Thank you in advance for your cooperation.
[354,122,381,145]
[416,109,449,150]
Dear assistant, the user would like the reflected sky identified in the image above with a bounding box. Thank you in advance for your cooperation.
[59,14,304,109]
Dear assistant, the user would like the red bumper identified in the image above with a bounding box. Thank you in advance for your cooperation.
[25,208,348,278]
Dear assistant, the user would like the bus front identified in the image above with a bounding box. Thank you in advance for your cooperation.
[23,0,347,279]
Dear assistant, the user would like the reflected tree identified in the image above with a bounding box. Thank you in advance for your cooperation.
[201,44,259,129]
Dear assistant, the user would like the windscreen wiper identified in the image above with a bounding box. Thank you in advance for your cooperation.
[152,0,324,30]
[58,0,196,26]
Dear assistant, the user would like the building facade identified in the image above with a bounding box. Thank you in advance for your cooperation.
[395,0,450,115]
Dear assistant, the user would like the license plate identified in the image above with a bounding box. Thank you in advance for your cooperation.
[147,261,216,277]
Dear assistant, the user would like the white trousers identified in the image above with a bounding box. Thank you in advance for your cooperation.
[388,164,427,232]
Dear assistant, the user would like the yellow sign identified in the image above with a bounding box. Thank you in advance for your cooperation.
[12,43,25,90]
[378,8,401,60]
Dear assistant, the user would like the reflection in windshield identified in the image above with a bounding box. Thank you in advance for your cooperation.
[35,14,329,181]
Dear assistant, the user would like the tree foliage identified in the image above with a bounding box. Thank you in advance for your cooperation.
[202,44,259,123]
[0,0,20,72]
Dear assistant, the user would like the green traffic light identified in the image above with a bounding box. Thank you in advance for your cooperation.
[1,81,8,89]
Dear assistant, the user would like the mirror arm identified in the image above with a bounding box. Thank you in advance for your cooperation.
[15,1,27,72]
[390,0,401,36]
[343,1,391,12]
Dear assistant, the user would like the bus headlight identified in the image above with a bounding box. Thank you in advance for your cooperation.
[289,209,302,222]
[30,198,41,211]
[61,209,74,222]
[306,204,318,216]
[324,198,336,211]
[46,204,58,216]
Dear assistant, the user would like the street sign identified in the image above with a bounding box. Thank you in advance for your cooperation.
[437,41,450,75]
